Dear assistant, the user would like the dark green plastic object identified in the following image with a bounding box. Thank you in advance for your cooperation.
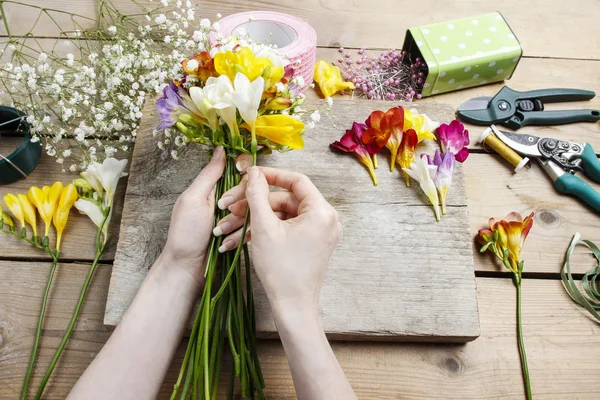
[460,87,600,129]
[580,144,600,184]
[553,144,600,214]
[0,106,42,185]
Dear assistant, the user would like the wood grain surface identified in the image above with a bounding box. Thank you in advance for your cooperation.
[1,0,599,397]
[2,259,599,398]
[105,99,481,342]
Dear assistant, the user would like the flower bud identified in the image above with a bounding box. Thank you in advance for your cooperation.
[264,97,292,111]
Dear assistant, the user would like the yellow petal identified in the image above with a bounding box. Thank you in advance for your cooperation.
[52,184,78,250]
[214,47,273,82]
[252,115,305,150]
[1,211,13,228]
[18,194,37,237]
[313,60,354,98]
[4,193,25,228]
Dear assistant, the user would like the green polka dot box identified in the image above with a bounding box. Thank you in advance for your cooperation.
[402,12,522,97]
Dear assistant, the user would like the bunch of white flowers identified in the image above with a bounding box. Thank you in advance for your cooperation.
[0,0,219,171]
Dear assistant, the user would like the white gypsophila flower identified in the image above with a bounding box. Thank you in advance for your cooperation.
[326,97,333,107]
[155,14,167,24]
[200,19,211,29]
[307,121,316,129]
[310,110,321,122]
[108,26,117,35]
[69,164,77,172]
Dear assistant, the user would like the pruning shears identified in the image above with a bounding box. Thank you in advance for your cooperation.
[492,126,600,214]
[457,86,600,130]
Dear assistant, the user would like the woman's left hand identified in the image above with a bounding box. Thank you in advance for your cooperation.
[162,146,225,285]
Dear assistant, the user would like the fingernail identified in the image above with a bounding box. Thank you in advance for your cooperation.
[213,146,224,160]
[213,222,231,237]
[218,240,234,253]
[248,166,259,181]
[218,196,235,210]
[236,159,248,172]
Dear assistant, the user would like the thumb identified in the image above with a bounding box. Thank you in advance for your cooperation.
[188,146,225,198]
[246,166,278,230]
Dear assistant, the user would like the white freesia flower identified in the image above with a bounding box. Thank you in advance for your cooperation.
[189,86,218,130]
[402,156,441,221]
[232,73,264,134]
[74,198,109,240]
[409,108,440,132]
[204,75,237,134]
[81,158,128,208]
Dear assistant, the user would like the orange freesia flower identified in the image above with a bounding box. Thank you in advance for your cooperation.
[363,106,405,171]
[477,211,534,273]
[362,110,390,154]
[182,51,215,82]
[396,129,418,186]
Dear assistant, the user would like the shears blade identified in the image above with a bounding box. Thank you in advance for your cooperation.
[457,96,492,112]
[491,126,543,157]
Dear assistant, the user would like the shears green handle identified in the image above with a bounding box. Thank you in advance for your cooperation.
[551,144,600,214]
[580,143,600,184]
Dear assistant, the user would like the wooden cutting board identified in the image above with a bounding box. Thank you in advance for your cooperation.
[104,99,480,342]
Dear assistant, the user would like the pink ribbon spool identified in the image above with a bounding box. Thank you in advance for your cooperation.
[217,11,317,93]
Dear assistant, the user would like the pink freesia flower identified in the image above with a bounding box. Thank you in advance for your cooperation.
[423,149,455,215]
[331,122,378,185]
[436,119,469,162]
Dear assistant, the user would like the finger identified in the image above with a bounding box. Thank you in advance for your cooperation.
[188,147,225,198]
[219,229,251,253]
[228,191,301,218]
[235,153,253,174]
[218,167,322,210]
[246,167,279,230]
[213,213,246,237]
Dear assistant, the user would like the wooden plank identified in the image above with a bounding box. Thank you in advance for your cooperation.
[1,1,598,60]
[313,48,600,151]
[0,139,127,261]
[105,99,480,342]
[2,260,599,398]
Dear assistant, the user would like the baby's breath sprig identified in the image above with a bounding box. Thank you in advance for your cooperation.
[0,0,218,171]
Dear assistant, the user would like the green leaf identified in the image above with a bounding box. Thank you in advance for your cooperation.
[479,242,492,253]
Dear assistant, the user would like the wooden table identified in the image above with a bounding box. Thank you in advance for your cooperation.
[1,1,600,398]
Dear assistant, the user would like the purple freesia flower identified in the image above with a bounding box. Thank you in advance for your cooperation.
[156,82,183,130]
[423,149,455,215]
[437,119,469,162]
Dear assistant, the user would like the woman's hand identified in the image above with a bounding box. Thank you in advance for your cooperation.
[214,165,342,314]
[162,146,225,285]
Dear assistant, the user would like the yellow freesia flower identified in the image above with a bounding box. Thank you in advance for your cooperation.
[4,193,25,229]
[52,184,78,250]
[18,194,38,237]
[250,115,305,150]
[313,60,354,98]
[0,205,14,228]
[404,109,438,142]
[28,182,63,237]
[214,47,282,85]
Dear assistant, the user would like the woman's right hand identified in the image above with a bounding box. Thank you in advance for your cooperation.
[214,166,342,315]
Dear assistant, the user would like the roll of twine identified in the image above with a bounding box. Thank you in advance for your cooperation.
[478,125,529,172]
[218,11,317,93]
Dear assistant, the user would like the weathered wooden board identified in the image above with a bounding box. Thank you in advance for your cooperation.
[105,99,480,342]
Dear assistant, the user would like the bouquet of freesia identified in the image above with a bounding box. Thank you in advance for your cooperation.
[154,36,307,398]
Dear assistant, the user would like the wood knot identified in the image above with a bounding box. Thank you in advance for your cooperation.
[536,209,562,228]
[441,355,463,375]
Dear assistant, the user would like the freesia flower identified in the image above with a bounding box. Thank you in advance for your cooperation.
[214,47,281,84]
[17,194,38,237]
[74,198,109,242]
[396,129,418,186]
[402,156,440,221]
[374,107,404,171]
[404,108,438,142]
[52,184,78,250]
[362,110,391,154]
[28,182,63,237]
[189,86,218,130]
[181,51,215,81]
[3,193,25,229]
[423,150,455,215]
[331,122,378,185]
[156,83,202,131]
[313,60,354,98]
[250,114,305,150]
[232,73,264,136]
[437,119,470,162]
[264,97,292,111]
[81,158,128,209]
[204,75,238,136]
[0,205,13,228]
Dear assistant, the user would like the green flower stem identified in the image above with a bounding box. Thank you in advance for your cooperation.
[0,1,12,40]
[34,213,109,399]
[512,273,532,400]
[20,253,59,400]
